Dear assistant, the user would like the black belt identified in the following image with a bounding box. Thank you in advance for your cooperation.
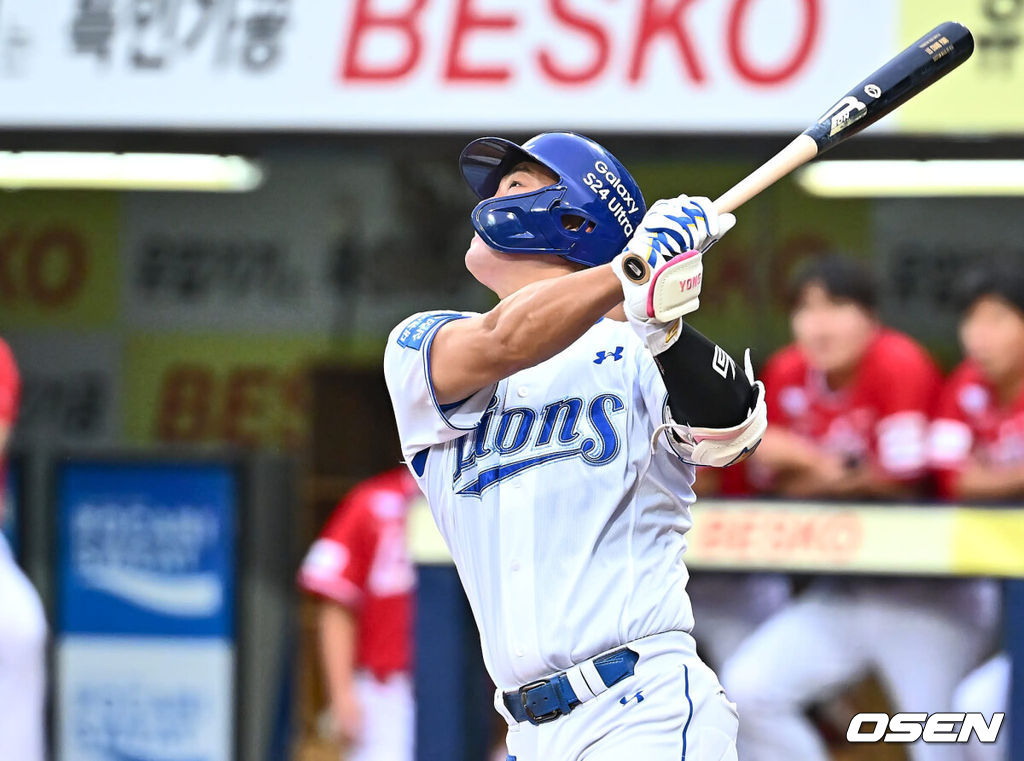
[503,647,639,725]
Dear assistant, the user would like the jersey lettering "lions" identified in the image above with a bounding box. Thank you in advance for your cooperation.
[384,311,697,689]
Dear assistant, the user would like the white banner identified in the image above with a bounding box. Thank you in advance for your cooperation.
[4,332,121,447]
[0,0,898,132]
[57,638,234,761]
[119,154,492,333]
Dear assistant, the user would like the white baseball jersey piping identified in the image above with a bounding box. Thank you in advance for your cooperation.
[384,310,697,690]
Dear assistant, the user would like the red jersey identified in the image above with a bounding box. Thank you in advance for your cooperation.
[298,467,417,679]
[929,360,1024,498]
[762,329,940,479]
[0,339,20,519]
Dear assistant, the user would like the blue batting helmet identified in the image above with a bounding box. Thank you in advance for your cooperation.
[459,132,647,268]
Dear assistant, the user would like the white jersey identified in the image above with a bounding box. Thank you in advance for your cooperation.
[383,310,697,689]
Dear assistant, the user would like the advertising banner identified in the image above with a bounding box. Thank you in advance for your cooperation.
[900,0,1024,133]
[0,192,120,330]
[56,461,237,761]
[409,498,1024,577]
[0,0,908,133]
[4,332,122,447]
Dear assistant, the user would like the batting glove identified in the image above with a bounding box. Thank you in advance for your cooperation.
[612,195,736,354]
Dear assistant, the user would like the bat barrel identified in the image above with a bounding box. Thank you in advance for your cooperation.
[803,21,974,154]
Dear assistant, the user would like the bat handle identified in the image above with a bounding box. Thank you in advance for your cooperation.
[712,134,820,214]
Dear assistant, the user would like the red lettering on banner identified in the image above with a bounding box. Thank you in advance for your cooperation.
[158,365,214,441]
[0,225,89,308]
[342,0,428,81]
[445,0,517,82]
[538,0,611,84]
[0,229,21,301]
[27,228,86,307]
[629,0,704,84]
[727,0,819,85]
[695,509,864,563]
[280,371,309,450]
[223,367,273,446]
[156,365,307,448]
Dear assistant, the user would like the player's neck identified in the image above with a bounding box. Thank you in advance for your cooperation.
[493,261,589,299]
[823,365,857,392]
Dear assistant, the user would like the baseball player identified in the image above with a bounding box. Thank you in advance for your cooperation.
[929,264,1024,761]
[298,466,417,761]
[384,132,767,760]
[0,337,46,761]
[687,470,791,674]
[931,265,1024,501]
[723,256,998,761]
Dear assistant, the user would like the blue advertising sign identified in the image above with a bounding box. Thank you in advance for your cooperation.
[56,460,238,761]
[58,462,236,637]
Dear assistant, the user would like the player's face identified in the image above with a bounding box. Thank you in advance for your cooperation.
[465,161,565,295]
[960,296,1024,385]
[791,282,878,377]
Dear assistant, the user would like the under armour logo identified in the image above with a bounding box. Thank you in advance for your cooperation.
[620,690,644,706]
[594,346,624,364]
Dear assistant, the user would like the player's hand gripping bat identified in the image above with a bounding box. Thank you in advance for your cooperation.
[712,21,974,214]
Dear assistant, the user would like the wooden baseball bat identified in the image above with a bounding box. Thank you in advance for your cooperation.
[713,21,974,214]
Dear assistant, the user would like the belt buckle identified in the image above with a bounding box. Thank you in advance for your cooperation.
[519,680,562,724]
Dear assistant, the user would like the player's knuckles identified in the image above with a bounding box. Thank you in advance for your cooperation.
[650,223,688,248]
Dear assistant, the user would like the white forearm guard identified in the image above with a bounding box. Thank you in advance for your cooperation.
[656,378,767,468]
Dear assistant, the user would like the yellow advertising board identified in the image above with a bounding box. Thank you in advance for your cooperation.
[899,1,1024,133]
[0,192,119,328]
[122,334,357,450]
[409,498,1024,578]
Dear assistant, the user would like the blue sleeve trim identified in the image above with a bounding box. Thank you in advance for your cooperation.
[681,664,692,760]
[421,315,480,432]
[410,449,429,477]
[440,397,471,413]
[396,312,464,350]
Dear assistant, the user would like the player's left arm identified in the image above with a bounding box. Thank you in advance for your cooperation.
[614,197,764,468]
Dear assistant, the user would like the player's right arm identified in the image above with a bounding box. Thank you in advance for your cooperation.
[429,264,623,404]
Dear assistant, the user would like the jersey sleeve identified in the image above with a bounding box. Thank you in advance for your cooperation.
[384,311,498,462]
[0,340,20,426]
[297,494,376,607]
[928,369,975,499]
[634,341,692,470]
[869,341,941,479]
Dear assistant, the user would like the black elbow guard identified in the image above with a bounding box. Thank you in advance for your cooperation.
[654,323,758,430]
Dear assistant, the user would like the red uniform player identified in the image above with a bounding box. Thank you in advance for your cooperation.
[723,257,994,761]
[757,326,938,487]
[932,360,1024,495]
[298,467,417,761]
[931,265,1024,761]
[0,337,46,761]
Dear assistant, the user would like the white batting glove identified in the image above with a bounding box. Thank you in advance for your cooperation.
[612,195,736,355]
[625,195,735,265]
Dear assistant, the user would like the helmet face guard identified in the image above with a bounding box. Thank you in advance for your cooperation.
[459,132,646,268]
[470,186,605,258]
